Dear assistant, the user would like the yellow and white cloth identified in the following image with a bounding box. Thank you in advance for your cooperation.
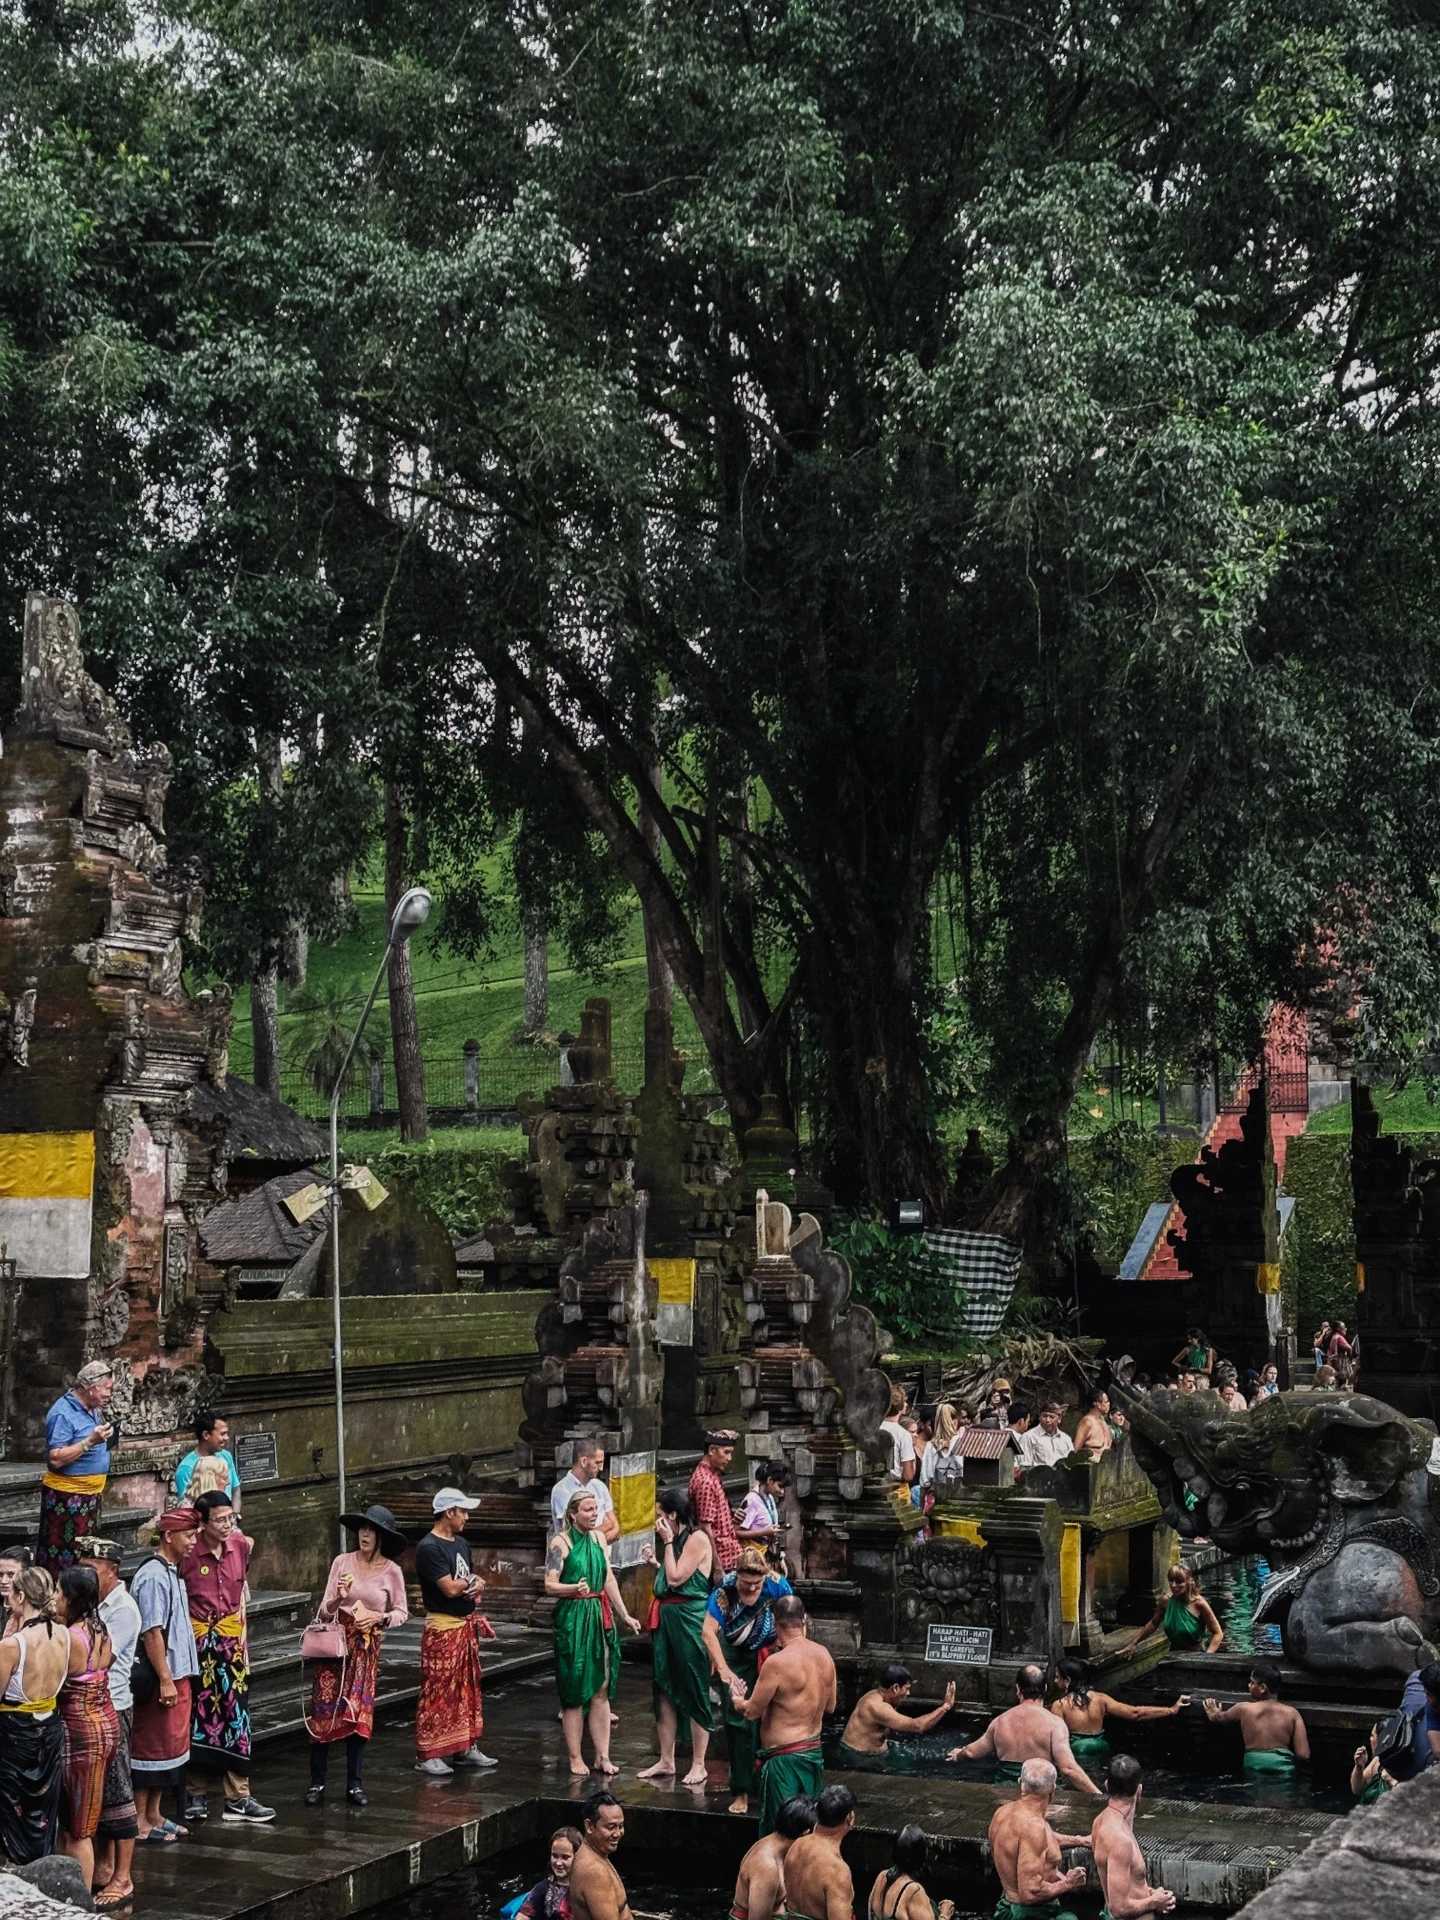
[0,1131,95,1279]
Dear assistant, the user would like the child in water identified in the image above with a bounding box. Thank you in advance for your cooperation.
[501,1827,583,1920]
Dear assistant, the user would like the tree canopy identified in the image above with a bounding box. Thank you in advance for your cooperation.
[4,0,1440,1233]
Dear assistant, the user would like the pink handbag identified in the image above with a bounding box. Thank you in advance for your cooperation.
[299,1617,346,1662]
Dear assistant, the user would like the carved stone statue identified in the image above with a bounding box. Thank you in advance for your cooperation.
[1117,1377,1439,1677]
[16,595,130,752]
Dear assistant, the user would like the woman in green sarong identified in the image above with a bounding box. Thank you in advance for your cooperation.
[701,1547,792,1812]
[545,1490,641,1777]
[638,1487,714,1787]
[1121,1565,1223,1656]
[1049,1657,1189,1769]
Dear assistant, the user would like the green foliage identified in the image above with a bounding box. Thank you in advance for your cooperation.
[1307,1087,1440,1137]
[1066,1126,1182,1273]
[1281,1134,1356,1329]
[7,0,1440,1243]
[361,1141,512,1239]
[829,1214,961,1346]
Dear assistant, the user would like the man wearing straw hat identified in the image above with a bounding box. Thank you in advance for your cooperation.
[39,1360,115,1573]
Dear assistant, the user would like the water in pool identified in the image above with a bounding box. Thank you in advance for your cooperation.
[472,1846,1220,1920]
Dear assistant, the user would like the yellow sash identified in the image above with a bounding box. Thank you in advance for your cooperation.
[0,1697,57,1714]
[191,1610,245,1640]
[41,1471,105,1496]
[424,1610,471,1634]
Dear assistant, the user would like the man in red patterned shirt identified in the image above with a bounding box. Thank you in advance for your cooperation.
[689,1431,740,1574]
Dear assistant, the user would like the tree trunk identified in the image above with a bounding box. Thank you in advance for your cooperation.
[810,925,948,1214]
[282,917,308,993]
[522,897,549,1038]
[251,949,281,1099]
[640,737,673,1016]
[384,783,428,1143]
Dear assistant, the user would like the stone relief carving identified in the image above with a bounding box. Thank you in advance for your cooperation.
[895,1532,1002,1647]
[121,991,146,1083]
[97,1285,131,1349]
[9,979,36,1067]
[19,596,131,752]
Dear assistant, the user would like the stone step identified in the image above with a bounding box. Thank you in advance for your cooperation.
[244,1617,555,1745]
[0,1499,156,1551]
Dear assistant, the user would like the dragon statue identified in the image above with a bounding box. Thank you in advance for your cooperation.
[1114,1376,1440,1677]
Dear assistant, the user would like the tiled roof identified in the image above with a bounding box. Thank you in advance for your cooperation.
[199,1168,323,1264]
[950,1427,1019,1459]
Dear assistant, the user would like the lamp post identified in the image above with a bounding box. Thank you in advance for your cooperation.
[327,885,433,1520]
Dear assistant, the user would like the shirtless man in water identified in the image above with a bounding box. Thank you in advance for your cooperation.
[732,1595,837,1834]
[839,1663,956,1760]
[730,1795,817,1920]
[1202,1661,1310,1776]
[987,1759,1091,1920]
[780,1785,856,1920]
[1091,1755,1176,1916]
[947,1664,1102,1795]
[569,1792,631,1920]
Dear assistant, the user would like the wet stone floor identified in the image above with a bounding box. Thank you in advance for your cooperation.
[126,1664,1333,1920]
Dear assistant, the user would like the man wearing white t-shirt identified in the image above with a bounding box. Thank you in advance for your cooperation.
[879,1390,917,1485]
[1018,1403,1074,1470]
[549,1439,620,1543]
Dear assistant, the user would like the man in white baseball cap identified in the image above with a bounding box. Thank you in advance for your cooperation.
[414,1489,496,1775]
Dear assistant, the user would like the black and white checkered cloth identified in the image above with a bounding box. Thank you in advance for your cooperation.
[920,1228,1023,1338]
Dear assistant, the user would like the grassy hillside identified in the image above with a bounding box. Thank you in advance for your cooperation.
[226,886,705,1082]
[1305,1081,1440,1135]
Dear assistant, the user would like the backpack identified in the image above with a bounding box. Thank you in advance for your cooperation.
[1373,1705,1424,1781]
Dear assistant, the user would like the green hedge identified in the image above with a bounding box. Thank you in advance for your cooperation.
[1067,1128,1181,1272]
[363,1143,512,1237]
[1281,1134,1355,1328]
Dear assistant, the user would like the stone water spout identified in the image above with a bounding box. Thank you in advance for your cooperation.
[1112,1373,1440,1676]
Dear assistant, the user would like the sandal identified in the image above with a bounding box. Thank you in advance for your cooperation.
[160,1819,187,1838]
[95,1887,135,1908]
[139,1827,178,1846]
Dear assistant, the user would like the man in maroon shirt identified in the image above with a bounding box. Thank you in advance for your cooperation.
[689,1430,740,1575]
[181,1490,274,1825]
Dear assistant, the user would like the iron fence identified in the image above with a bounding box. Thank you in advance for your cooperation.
[275,1039,717,1129]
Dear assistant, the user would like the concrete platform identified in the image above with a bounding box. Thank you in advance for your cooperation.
[129,1665,1333,1920]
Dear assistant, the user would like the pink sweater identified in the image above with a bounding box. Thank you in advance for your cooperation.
[317,1552,408,1632]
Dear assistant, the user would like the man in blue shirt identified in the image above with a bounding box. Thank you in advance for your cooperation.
[172,1411,241,1510]
[1399,1663,1440,1774]
[39,1359,115,1572]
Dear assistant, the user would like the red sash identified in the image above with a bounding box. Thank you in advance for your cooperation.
[643,1591,689,1633]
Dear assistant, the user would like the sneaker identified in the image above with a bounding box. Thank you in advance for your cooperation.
[304,1785,326,1808]
[452,1747,499,1769]
[222,1797,277,1823]
[183,1795,208,1823]
[346,1786,368,1807]
[415,1758,454,1776]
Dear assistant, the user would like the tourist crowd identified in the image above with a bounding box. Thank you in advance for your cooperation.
[8,1346,1423,1919]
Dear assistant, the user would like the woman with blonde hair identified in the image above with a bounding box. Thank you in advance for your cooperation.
[0,1565,68,1863]
[545,1489,639,1778]
[1122,1564,1223,1655]
[918,1405,960,1491]
[701,1546,792,1814]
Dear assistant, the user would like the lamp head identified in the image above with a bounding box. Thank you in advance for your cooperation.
[389,886,433,944]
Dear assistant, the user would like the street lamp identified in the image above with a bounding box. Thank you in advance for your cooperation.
[327,885,433,1521]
